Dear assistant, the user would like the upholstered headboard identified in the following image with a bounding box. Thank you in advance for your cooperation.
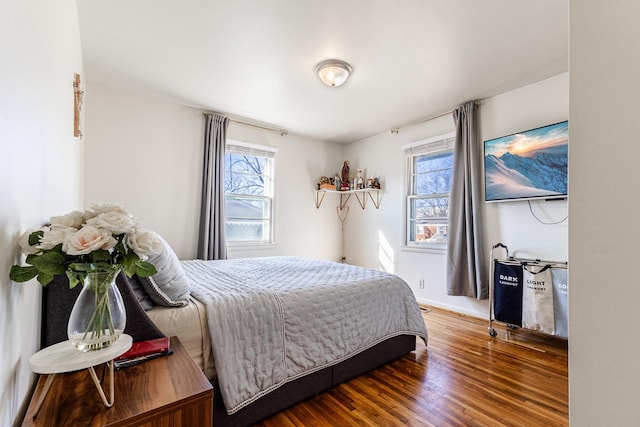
[41,273,165,348]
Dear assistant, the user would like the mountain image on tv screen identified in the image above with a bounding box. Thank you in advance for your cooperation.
[484,121,568,202]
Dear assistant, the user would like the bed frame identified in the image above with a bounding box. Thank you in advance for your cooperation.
[212,334,416,427]
[42,274,417,427]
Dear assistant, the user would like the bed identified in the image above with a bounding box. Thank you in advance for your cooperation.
[42,255,427,427]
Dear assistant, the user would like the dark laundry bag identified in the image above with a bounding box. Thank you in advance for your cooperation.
[493,260,523,326]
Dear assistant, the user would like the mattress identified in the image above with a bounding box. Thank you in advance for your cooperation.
[146,295,215,379]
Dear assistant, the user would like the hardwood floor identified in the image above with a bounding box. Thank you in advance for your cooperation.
[256,306,568,427]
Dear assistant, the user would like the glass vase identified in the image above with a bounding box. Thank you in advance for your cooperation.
[67,270,127,351]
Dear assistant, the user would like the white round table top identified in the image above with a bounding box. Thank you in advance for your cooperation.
[29,334,132,374]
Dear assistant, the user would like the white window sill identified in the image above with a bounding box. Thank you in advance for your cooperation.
[227,242,278,251]
[400,244,446,255]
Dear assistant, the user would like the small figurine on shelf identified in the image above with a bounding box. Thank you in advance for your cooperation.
[318,176,334,190]
[373,177,381,189]
[340,160,350,191]
[334,173,341,191]
[366,178,374,188]
[356,169,364,189]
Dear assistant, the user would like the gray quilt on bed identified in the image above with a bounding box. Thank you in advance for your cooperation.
[184,256,428,415]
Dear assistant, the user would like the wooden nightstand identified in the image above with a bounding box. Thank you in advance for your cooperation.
[21,337,213,427]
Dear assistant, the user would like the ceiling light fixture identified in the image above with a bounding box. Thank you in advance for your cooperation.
[315,59,352,87]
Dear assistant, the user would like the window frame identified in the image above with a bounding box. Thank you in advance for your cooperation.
[403,132,456,252]
[224,139,277,247]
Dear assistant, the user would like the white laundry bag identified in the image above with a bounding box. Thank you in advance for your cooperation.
[521,263,555,335]
[551,266,569,338]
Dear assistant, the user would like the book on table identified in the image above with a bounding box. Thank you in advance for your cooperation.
[114,337,172,369]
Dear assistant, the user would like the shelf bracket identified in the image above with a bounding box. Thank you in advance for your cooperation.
[354,192,366,209]
[367,190,381,209]
[315,190,327,209]
[339,193,352,209]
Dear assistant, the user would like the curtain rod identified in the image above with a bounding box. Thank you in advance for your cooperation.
[390,100,483,135]
[390,110,452,134]
[202,111,288,136]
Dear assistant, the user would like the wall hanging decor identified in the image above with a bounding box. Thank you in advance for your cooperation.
[73,73,84,138]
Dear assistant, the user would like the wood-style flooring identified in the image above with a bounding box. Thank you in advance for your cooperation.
[256,306,568,426]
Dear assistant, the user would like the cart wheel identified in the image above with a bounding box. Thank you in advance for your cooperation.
[489,328,497,337]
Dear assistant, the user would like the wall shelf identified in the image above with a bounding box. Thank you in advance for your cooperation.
[314,188,381,210]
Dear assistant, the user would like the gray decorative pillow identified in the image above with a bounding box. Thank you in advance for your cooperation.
[140,236,190,307]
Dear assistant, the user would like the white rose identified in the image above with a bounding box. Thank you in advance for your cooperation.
[82,210,99,222]
[88,203,128,216]
[38,227,74,250]
[50,211,84,229]
[85,211,137,235]
[63,226,117,255]
[18,229,41,255]
[127,229,163,259]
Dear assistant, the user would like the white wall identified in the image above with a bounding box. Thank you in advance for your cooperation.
[0,1,84,424]
[83,83,344,261]
[569,2,640,425]
[482,74,569,262]
[343,73,568,318]
[83,82,203,259]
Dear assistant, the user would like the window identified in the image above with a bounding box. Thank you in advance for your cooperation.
[405,133,455,249]
[224,140,276,245]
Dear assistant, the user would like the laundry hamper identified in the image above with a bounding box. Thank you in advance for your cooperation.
[488,243,568,339]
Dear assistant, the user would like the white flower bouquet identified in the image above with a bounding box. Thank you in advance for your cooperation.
[10,203,162,288]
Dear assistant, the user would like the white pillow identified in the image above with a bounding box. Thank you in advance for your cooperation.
[141,236,190,307]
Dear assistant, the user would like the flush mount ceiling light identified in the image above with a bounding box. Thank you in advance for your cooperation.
[315,59,352,87]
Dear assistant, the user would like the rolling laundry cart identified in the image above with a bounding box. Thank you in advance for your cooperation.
[488,243,568,339]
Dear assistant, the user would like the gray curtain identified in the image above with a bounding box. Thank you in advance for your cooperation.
[446,101,488,299]
[197,113,229,260]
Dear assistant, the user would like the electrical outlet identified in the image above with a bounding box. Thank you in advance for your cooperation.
[418,279,425,289]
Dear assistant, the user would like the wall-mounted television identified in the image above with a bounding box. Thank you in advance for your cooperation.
[484,120,568,203]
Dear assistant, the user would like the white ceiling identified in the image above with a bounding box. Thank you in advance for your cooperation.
[76,0,568,144]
